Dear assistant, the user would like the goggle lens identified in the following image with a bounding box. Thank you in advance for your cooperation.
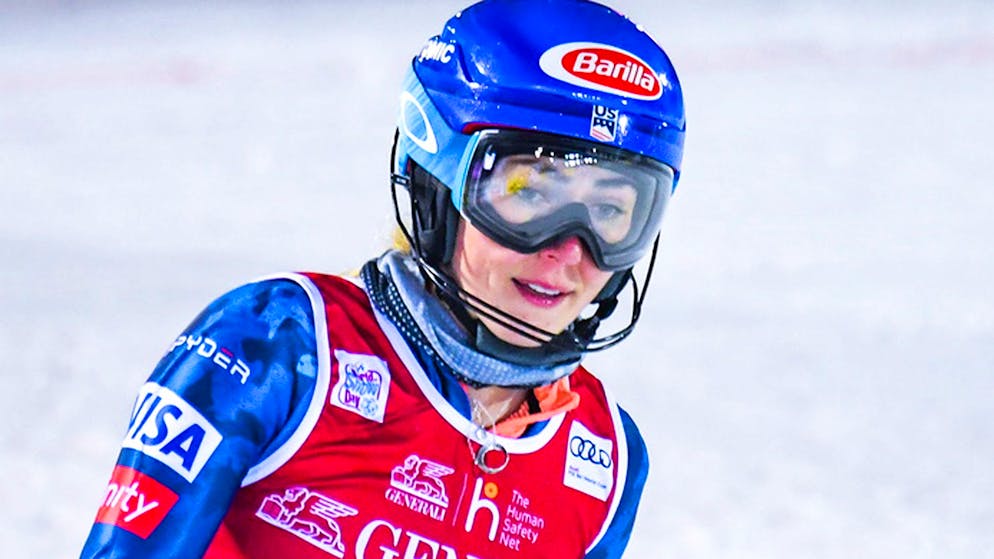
[463,130,674,270]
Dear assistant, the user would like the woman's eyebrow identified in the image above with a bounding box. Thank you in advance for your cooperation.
[594,177,638,190]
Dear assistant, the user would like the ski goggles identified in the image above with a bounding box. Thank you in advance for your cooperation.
[459,129,675,271]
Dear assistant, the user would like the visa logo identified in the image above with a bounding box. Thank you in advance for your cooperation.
[122,382,223,482]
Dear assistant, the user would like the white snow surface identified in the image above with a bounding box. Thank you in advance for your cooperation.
[2,1,992,557]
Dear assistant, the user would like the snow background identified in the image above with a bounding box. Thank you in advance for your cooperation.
[1,1,992,557]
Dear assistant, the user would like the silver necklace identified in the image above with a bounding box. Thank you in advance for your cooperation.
[467,398,511,474]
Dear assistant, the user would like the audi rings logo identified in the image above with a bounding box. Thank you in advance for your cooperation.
[564,421,614,501]
[569,435,612,468]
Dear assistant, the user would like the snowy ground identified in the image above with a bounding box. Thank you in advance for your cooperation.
[2,1,992,557]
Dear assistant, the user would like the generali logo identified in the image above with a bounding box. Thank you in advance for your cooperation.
[539,42,664,100]
[385,454,455,521]
[256,487,358,558]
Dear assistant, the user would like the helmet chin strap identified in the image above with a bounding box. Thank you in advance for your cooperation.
[474,324,583,367]
[431,276,585,367]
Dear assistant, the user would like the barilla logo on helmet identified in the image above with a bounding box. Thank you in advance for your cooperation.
[539,42,664,101]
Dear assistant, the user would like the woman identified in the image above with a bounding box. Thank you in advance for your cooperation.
[80,0,685,557]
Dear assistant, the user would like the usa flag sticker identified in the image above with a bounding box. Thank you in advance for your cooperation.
[590,105,619,142]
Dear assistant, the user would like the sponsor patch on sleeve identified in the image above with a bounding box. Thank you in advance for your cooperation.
[94,465,179,539]
[123,382,223,482]
[563,420,615,501]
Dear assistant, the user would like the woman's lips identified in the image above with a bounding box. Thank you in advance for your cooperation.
[512,279,570,307]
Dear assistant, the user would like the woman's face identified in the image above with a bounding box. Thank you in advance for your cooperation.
[449,151,644,346]
[450,220,613,347]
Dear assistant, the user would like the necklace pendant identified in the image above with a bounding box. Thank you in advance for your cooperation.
[474,439,510,474]
[468,424,510,474]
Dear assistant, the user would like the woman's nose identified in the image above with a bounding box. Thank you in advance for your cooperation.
[539,236,584,266]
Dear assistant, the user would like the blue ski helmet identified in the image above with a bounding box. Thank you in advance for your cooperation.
[389,0,686,371]
[395,0,685,198]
